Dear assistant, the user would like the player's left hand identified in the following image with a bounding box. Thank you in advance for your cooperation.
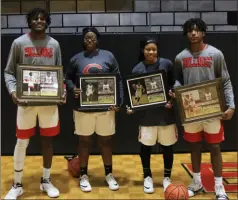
[165,100,173,109]
[58,91,67,105]
[222,108,235,120]
[108,106,120,112]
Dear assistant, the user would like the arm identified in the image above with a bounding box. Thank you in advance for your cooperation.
[110,53,124,106]
[214,51,235,110]
[173,56,184,88]
[166,60,176,90]
[65,58,77,93]
[4,41,20,95]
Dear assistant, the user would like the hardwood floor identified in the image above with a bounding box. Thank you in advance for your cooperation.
[1,152,237,199]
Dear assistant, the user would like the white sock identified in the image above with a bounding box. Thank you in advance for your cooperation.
[14,139,29,184]
[215,177,223,185]
[43,168,51,179]
[193,172,201,183]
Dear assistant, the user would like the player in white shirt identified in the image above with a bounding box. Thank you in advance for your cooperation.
[150,79,157,90]
[86,82,94,102]
[45,72,53,84]
[102,80,111,93]
[204,88,212,100]
[133,81,144,104]
[27,72,36,95]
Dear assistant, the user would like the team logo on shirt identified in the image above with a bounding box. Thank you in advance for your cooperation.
[182,56,213,68]
[24,47,53,58]
[83,63,103,74]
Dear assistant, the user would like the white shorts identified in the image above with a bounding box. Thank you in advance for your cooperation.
[139,124,178,146]
[73,110,115,136]
[16,106,60,139]
[183,118,224,144]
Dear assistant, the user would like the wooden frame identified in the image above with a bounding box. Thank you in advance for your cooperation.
[174,78,226,125]
[125,70,168,110]
[16,64,64,105]
[75,73,120,111]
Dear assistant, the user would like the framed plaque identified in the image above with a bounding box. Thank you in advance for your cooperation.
[125,70,168,110]
[76,73,120,111]
[174,78,226,125]
[16,64,64,105]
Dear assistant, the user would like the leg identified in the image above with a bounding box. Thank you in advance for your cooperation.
[95,111,119,191]
[73,110,96,192]
[157,124,178,191]
[138,126,158,194]
[204,119,228,200]
[183,122,204,197]
[5,106,37,200]
[38,106,60,198]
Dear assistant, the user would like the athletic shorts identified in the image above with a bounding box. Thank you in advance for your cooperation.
[138,124,178,146]
[183,118,224,144]
[73,110,115,136]
[16,106,60,139]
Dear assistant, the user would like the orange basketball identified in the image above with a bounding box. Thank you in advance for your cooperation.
[164,183,189,200]
[68,157,80,178]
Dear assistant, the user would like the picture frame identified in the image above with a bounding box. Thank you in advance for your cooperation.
[125,70,169,111]
[174,78,226,125]
[16,64,64,105]
[75,73,120,111]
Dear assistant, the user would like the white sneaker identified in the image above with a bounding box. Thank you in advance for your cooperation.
[40,178,60,198]
[163,177,172,191]
[215,184,229,200]
[80,174,92,192]
[105,173,119,191]
[144,176,154,194]
[4,183,23,199]
[187,178,203,197]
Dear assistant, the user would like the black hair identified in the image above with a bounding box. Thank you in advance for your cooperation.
[138,36,159,62]
[82,27,100,50]
[182,18,207,36]
[26,8,51,29]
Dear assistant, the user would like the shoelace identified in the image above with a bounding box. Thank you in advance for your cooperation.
[41,178,51,184]
[12,183,22,189]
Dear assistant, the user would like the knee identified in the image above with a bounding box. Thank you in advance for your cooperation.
[210,143,220,152]
[98,136,112,146]
[41,137,52,149]
[140,144,151,156]
[16,139,29,149]
[161,145,173,154]
[79,136,93,147]
[191,142,202,151]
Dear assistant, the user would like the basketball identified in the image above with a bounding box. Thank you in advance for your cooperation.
[164,183,189,200]
[67,156,80,178]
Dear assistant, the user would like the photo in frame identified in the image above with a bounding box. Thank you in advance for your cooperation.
[76,73,120,111]
[174,78,226,125]
[125,70,168,110]
[16,64,64,105]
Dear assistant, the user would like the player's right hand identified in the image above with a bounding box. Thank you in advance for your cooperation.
[168,89,176,98]
[74,88,82,98]
[126,105,134,115]
[11,91,19,104]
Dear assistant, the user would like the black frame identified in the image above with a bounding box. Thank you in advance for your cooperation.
[16,64,64,105]
[174,78,226,125]
[75,73,120,111]
[125,70,169,111]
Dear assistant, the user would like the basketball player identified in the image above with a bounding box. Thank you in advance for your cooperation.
[85,82,94,102]
[27,72,36,95]
[45,72,53,84]
[127,37,178,193]
[4,8,65,199]
[205,88,212,100]
[150,78,157,90]
[102,80,111,93]
[65,27,123,192]
[172,18,235,200]
[133,81,144,104]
